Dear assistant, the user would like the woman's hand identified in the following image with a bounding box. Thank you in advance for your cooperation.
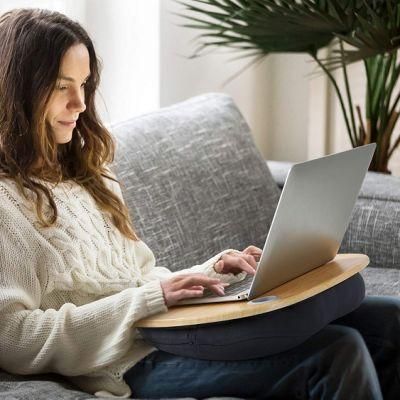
[160,273,229,307]
[214,245,262,276]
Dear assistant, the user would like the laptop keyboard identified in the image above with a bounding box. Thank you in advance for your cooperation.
[201,273,254,299]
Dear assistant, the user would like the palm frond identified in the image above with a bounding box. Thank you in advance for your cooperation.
[321,1,400,69]
[176,0,355,57]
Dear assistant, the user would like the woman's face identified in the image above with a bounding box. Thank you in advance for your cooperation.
[45,43,91,144]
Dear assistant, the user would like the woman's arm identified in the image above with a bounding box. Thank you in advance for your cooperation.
[0,215,168,377]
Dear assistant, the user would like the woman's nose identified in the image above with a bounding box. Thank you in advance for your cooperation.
[68,89,86,113]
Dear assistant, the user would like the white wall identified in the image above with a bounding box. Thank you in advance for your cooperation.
[160,0,272,159]
[266,54,313,162]
[160,0,312,162]
[84,0,159,125]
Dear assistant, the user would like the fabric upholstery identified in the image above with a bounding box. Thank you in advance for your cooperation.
[0,370,100,399]
[110,93,281,273]
[361,267,400,296]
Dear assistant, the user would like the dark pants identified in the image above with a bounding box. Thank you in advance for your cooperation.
[124,275,399,399]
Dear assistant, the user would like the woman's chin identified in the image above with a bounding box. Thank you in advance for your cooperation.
[54,132,73,144]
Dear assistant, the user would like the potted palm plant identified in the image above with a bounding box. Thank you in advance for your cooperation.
[177,0,400,173]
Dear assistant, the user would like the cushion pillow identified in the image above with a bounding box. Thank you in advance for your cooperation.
[111,93,281,272]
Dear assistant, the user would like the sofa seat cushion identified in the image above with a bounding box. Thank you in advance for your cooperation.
[0,370,100,399]
[0,368,246,400]
[361,267,400,296]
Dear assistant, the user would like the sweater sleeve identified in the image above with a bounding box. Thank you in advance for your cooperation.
[136,241,247,285]
[0,210,168,377]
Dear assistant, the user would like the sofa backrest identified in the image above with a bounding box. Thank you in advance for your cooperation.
[111,93,280,272]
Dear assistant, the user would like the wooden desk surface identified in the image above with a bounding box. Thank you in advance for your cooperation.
[136,253,369,328]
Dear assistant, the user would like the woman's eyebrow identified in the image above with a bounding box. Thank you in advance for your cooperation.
[58,74,91,82]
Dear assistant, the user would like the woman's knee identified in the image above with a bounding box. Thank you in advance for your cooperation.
[308,325,382,399]
[337,325,364,345]
[330,325,371,362]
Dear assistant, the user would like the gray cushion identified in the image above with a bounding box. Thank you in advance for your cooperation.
[267,160,400,200]
[111,93,281,272]
[361,267,400,296]
[340,197,400,271]
[0,370,100,399]
[0,368,200,400]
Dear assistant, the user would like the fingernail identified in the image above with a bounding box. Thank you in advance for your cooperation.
[221,283,230,286]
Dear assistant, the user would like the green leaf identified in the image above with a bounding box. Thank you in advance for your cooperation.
[176,0,353,57]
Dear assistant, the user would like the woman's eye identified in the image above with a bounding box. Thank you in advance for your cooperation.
[56,82,86,91]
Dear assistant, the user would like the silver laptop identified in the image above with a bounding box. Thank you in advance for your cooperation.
[176,143,376,306]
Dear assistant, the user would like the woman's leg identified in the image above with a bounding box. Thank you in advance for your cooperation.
[139,274,366,360]
[332,296,400,400]
[125,324,382,399]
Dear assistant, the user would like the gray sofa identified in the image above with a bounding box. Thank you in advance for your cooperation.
[0,93,398,399]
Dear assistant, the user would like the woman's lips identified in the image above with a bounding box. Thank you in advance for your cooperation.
[58,121,76,128]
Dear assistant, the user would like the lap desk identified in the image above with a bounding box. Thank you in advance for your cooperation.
[136,254,369,328]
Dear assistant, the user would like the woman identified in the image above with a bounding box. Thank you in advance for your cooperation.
[0,8,398,400]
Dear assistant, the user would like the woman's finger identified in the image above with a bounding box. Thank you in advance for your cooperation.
[220,253,257,275]
[241,253,257,268]
[230,255,256,275]
[214,259,224,273]
[209,283,229,296]
[249,253,261,262]
[190,285,204,291]
[231,253,257,271]
[242,245,262,255]
[178,274,221,288]
[243,247,262,263]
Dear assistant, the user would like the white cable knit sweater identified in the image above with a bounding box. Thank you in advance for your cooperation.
[0,173,246,398]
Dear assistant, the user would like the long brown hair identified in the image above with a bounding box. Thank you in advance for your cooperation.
[0,8,139,241]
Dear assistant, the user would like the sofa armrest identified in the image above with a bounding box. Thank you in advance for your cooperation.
[267,160,400,270]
